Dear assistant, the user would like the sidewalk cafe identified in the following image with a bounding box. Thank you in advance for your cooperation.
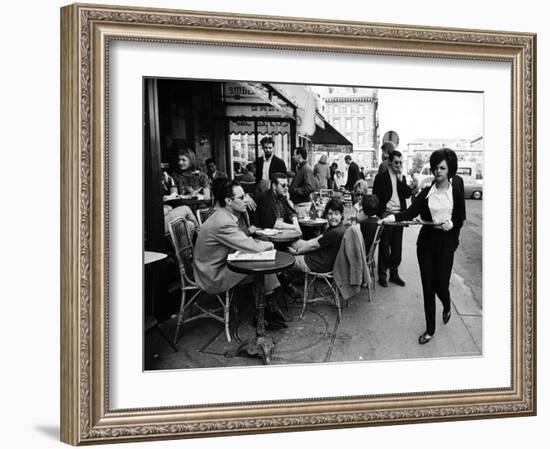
[143,78,376,367]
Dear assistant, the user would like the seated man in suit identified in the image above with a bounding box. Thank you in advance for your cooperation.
[254,172,302,299]
[205,158,227,183]
[254,172,300,232]
[193,180,286,329]
[372,150,412,287]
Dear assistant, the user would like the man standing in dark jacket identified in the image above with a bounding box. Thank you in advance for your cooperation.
[344,155,361,191]
[289,147,315,206]
[255,136,287,190]
[372,150,412,287]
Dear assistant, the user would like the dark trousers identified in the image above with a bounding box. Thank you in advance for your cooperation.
[378,224,403,279]
[416,232,455,335]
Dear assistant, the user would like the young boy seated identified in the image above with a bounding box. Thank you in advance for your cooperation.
[287,198,346,273]
[359,194,381,255]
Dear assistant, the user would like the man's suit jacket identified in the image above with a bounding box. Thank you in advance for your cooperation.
[255,155,287,184]
[345,161,361,191]
[289,162,315,204]
[395,176,466,251]
[253,189,297,229]
[193,207,272,294]
[372,169,412,217]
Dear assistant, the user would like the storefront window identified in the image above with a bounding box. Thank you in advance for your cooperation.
[228,120,292,177]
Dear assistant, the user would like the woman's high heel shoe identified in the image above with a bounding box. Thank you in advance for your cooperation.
[418,332,433,344]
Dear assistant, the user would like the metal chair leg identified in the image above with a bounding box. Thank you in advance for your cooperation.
[223,290,231,342]
[173,289,187,345]
[300,272,309,319]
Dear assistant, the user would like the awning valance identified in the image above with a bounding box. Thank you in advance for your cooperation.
[229,120,291,135]
[310,120,353,153]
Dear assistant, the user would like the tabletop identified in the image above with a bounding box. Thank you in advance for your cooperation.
[384,220,437,226]
[144,251,167,265]
[254,228,302,243]
[164,197,212,209]
[227,250,295,275]
[298,217,328,227]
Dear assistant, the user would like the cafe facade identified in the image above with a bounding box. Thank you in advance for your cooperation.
[144,78,349,250]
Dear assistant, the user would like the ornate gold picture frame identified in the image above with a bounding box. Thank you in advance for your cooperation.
[60,3,536,445]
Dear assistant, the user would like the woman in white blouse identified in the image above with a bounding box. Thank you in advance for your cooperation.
[382,149,466,344]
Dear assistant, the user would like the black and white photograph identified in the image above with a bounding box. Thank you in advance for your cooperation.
[143,79,483,370]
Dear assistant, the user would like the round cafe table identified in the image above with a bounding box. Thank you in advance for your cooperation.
[298,217,327,238]
[144,251,167,265]
[254,228,302,247]
[227,251,295,364]
[298,217,328,228]
[164,197,211,212]
[144,251,177,352]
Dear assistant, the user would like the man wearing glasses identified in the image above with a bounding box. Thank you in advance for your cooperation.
[372,150,412,287]
[253,172,302,300]
[193,181,286,328]
[254,173,300,232]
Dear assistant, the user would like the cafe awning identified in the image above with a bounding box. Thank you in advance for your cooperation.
[310,119,353,153]
[224,82,297,136]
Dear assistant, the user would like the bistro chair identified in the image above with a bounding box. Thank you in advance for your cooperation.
[300,265,342,323]
[168,216,234,344]
[319,189,334,199]
[196,207,216,226]
[365,224,384,302]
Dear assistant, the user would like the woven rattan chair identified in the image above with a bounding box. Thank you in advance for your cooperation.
[319,189,334,199]
[168,216,234,344]
[300,268,342,322]
[196,207,216,226]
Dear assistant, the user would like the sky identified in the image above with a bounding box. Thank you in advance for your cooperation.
[311,85,484,150]
[376,88,483,149]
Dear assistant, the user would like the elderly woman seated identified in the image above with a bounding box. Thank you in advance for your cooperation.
[171,149,211,199]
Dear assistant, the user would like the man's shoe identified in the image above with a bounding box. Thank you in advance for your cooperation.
[266,319,287,331]
[266,303,290,322]
[418,332,433,344]
[443,309,452,324]
[389,275,406,286]
[284,284,302,299]
[378,278,388,288]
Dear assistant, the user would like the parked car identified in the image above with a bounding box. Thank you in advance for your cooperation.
[418,174,483,199]
[463,175,483,199]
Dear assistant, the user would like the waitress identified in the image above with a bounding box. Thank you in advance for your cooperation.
[382,148,466,344]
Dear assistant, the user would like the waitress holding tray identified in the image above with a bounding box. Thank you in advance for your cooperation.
[382,148,466,345]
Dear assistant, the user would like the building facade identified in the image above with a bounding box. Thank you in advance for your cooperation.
[318,87,379,170]
[406,136,484,179]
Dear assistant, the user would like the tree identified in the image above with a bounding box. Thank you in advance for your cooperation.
[411,152,426,173]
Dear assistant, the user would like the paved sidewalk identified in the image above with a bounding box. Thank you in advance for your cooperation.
[146,226,482,370]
